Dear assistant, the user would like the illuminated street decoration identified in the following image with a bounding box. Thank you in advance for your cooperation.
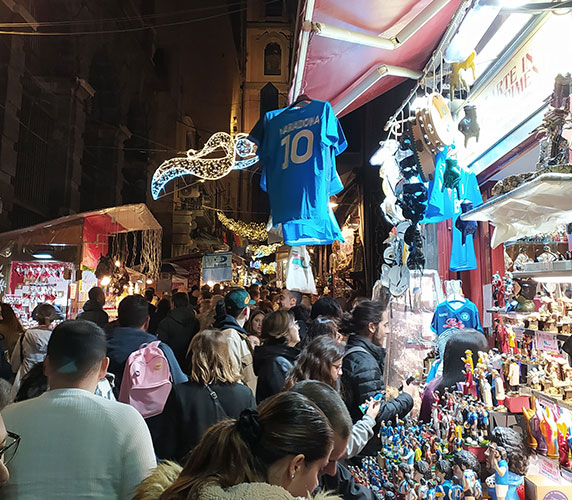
[217,211,268,242]
[256,261,277,275]
[151,132,258,199]
[247,242,282,259]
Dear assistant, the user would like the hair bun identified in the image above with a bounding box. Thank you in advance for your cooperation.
[236,408,262,450]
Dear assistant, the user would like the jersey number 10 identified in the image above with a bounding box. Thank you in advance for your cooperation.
[281,129,314,169]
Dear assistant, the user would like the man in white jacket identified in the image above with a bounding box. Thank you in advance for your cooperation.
[1,320,156,500]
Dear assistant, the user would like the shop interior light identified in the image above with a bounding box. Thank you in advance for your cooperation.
[100,276,111,286]
[207,280,215,287]
[445,2,501,63]
[146,279,153,284]
[32,253,53,260]
[328,201,339,208]
[114,260,121,267]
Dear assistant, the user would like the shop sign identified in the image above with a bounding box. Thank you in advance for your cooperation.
[538,455,561,482]
[455,14,572,167]
[202,252,233,283]
[535,331,558,353]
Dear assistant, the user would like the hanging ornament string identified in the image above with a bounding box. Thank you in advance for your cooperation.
[247,242,282,259]
[257,262,277,275]
[151,132,258,199]
[216,211,268,242]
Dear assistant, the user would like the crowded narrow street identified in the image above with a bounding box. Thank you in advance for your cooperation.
[0,1,571,499]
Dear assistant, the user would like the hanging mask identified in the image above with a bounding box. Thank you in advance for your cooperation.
[397,183,428,224]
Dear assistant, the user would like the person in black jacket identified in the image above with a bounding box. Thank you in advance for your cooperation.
[77,287,108,328]
[341,299,414,458]
[156,292,199,369]
[292,380,377,500]
[253,310,300,403]
[154,328,256,461]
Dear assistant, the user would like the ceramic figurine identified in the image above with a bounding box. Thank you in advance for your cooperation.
[557,417,570,468]
[491,445,509,500]
[507,358,519,394]
[479,374,493,409]
[491,370,505,408]
[489,427,530,500]
[539,406,559,459]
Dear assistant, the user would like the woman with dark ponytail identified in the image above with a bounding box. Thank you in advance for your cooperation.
[341,299,414,458]
[155,391,340,500]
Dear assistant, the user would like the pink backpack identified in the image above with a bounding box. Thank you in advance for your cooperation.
[118,341,172,418]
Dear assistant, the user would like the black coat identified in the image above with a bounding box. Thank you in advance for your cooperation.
[341,334,413,456]
[154,381,256,461]
[77,300,109,328]
[253,343,299,403]
[321,463,377,500]
[156,306,200,369]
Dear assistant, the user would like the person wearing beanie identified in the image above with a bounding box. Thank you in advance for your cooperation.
[213,288,257,393]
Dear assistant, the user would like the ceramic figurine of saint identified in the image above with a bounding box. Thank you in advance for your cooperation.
[491,370,505,408]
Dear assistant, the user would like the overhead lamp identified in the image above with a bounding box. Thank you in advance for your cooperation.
[114,260,121,267]
[146,279,153,284]
[100,276,111,286]
[32,253,53,260]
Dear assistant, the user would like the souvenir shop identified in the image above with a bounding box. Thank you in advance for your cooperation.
[335,2,572,499]
[0,204,161,323]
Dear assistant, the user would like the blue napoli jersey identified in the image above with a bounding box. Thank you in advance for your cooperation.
[430,299,483,336]
[249,100,347,225]
[450,167,483,272]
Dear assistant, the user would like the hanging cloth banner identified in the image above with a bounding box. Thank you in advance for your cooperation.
[285,245,317,295]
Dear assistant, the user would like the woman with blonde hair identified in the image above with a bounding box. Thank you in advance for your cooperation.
[154,329,256,461]
[253,310,300,403]
[0,303,24,356]
[156,391,340,500]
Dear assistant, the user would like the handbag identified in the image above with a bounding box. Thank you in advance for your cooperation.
[204,383,229,419]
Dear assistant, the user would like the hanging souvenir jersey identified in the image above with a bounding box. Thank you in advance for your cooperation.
[422,146,455,224]
[450,167,482,271]
[282,208,343,246]
[430,299,483,337]
[250,100,347,225]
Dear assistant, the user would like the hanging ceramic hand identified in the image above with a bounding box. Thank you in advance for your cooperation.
[441,158,461,198]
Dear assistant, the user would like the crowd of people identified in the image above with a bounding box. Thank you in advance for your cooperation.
[0,283,417,500]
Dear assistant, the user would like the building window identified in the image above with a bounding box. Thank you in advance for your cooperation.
[260,83,278,118]
[264,43,281,76]
[265,0,283,17]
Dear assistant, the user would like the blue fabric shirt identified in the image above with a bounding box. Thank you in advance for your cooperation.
[450,167,483,272]
[250,100,347,225]
[106,327,188,395]
[430,300,483,336]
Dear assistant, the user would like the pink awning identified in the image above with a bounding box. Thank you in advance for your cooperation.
[291,0,463,116]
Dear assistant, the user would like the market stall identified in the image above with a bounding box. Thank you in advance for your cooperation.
[0,204,161,321]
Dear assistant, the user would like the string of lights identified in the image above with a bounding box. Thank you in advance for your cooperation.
[217,212,268,242]
[0,3,263,36]
[257,262,277,275]
[247,242,282,259]
[151,132,258,199]
[0,1,249,28]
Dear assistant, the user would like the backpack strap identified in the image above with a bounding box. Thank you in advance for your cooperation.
[204,383,229,419]
[343,346,369,358]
